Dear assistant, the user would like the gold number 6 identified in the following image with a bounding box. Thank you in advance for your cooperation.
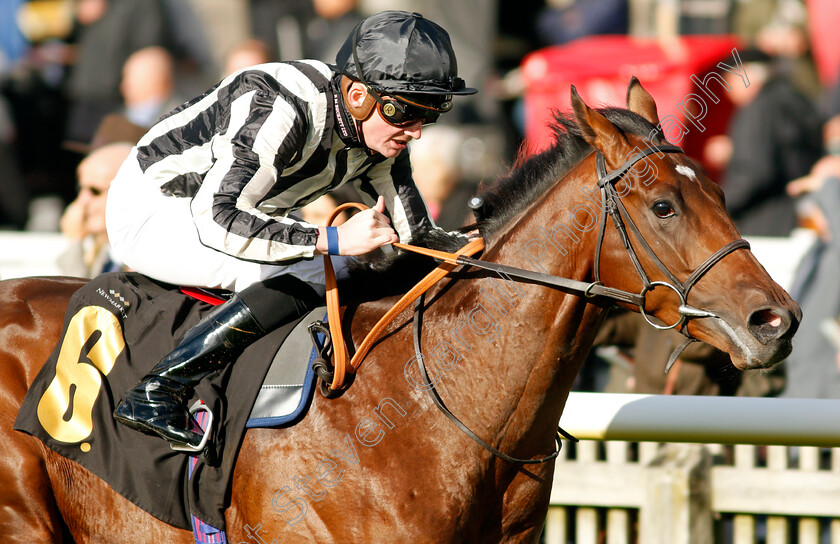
[37,306,126,444]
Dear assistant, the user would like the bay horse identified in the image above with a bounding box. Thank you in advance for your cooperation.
[0,79,799,543]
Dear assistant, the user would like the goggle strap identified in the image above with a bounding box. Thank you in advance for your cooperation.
[393,94,451,113]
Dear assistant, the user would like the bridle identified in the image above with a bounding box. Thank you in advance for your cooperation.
[590,144,750,370]
[445,144,750,366]
[411,142,751,463]
[592,144,749,332]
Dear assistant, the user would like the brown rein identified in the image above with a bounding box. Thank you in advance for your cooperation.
[321,202,485,392]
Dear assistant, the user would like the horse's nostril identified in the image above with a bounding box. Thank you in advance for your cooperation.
[753,310,782,328]
[748,307,789,344]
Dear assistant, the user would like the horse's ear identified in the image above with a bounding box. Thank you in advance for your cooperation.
[626,76,659,126]
[570,85,625,152]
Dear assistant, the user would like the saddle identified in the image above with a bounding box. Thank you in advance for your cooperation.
[178,285,328,429]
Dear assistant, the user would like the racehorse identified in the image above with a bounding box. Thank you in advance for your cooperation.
[0,79,799,543]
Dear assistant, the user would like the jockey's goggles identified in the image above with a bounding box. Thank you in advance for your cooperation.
[373,92,452,127]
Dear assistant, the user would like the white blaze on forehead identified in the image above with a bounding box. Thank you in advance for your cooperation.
[676,164,698,182]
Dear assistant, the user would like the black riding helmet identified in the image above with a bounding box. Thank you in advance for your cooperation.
[336,10,478,98]
[336,11,478,129]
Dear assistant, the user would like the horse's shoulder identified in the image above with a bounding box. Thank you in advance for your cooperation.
[0,276,86,325]
[0,275,86,299]
[0,277,86,396]
[346,296,402,343]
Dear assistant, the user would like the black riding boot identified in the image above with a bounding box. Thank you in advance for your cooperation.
[113,293,266,446]
[113,275,322,447]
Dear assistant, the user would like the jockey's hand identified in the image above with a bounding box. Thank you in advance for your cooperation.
[316,196,398,255]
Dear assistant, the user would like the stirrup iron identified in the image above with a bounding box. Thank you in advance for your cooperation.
[169,401,214,453]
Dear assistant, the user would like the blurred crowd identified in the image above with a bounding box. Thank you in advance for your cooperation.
[2,0,840,401]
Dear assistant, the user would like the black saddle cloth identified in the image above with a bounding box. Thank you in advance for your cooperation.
[14,272,311,530]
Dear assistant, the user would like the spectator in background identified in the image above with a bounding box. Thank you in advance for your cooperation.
[248,0,311,62]
[119,46,181,127]
[5,0,78,214]
[158,0,218,92]
[0,0,29,70]
[715,48,823,237]
[0,121,30,229]
[629,0,735,39]
[781,155,840,399]
[223,38,272,77]
[754,15,821,100]
[824,115,840,157]
[64,0,169,143]
[731,0,821,98]
[536,0,629,46]
[306,0,364,63]
[58,142,134,277]
[0,11,30,229]
[249,0,362,64]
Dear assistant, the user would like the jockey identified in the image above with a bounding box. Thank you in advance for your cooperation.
[107,10,477,448]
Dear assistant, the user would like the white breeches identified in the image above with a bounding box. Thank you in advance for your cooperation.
[105,151,334,292]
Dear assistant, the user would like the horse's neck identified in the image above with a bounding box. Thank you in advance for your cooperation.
[416,170,605,455]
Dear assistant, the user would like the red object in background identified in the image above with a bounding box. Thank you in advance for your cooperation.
[521,35,740,180]
[807,0,840,88]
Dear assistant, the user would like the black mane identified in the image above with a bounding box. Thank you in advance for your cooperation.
[475,107,665,240]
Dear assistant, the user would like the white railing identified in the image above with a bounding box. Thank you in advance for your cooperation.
[559,393,840,447]
[547,393,840,544]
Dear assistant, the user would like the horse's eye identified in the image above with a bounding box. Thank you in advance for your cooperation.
[652,201,675,218]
